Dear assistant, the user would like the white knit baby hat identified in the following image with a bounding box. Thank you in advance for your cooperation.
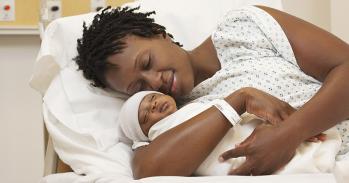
[118,91,162,143]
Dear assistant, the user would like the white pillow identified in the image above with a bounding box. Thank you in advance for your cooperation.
[31,0,283,178]
[30,0,282,94]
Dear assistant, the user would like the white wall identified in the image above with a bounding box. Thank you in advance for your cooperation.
[0,35,43,183]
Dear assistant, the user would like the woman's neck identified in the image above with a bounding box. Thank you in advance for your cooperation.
[187,37,221,86]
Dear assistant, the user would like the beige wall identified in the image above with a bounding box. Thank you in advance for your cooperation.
[282,0,349,43]
[0,35,43,183]
[282,0,331,31]
[331,0,349,43]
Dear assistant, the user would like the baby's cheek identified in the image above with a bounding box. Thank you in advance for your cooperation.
[149,113,166,124]
[169,107,177,115]
[158,112,169,121]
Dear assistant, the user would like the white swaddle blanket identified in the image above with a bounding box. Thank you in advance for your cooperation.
[120,99,342,176]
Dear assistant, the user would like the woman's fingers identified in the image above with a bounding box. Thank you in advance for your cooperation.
[226,121,299,177]
[266,114,280,125]
[280,111,290,121]
[305,133,326,142]
[316,133,327,141]
[270,105,295,124]
[228,160,253,175]
[306,136,318,142]
[219,145,247,161]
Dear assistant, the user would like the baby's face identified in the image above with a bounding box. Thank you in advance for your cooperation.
[138,93,177,136]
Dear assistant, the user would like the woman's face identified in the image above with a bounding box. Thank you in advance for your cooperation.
[104,35,195,99]
[138,93,177,136]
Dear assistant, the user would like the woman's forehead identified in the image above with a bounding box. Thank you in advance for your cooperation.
[105,38,145,91]
[107,36,158,72]
[108,41,139,64]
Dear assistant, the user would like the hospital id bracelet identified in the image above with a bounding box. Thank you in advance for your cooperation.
[212,99,242,127]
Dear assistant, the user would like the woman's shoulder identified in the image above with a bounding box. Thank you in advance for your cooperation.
[213,5,278,33]
[216,6,266,22]
[211,5,297,67]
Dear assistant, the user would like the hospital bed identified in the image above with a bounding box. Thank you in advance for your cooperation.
[29,0,346,182]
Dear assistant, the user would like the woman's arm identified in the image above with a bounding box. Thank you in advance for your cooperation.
[132,89,244,178]
[133,87,294,178]
[220,6,349,175]
[259,5,349,137]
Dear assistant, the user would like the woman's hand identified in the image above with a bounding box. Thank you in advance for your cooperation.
[222,88,327,175]
[306,133,326,142]
[220,123,300,175]
[223,88,299,175]
[241,88,327,141]
[230,87,296,124]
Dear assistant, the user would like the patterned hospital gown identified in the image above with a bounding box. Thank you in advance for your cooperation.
[180,6,349,156]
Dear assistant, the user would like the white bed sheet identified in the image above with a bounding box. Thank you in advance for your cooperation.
[40,172,338,183]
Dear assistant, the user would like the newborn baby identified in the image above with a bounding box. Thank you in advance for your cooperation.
[118,91,341,175]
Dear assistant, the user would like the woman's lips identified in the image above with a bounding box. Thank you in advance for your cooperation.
[170,73,176,96]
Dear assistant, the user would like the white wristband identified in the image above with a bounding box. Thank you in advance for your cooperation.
[212,99,242,127]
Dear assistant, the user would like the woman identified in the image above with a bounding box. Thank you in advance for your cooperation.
[74,5,349,178]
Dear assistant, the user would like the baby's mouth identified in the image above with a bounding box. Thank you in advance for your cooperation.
[159,102,169,113]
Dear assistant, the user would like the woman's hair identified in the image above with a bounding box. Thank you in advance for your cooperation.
[74,6,181,88]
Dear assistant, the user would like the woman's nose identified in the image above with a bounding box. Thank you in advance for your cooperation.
[141,71,162,90]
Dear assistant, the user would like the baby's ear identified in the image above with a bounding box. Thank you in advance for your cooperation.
[139,121,149,136]
[138,113,144,124]
[139,114,148,125]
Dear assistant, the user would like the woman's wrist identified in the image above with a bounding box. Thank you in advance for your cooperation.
[224,88,248,115]
[278,118,305,145]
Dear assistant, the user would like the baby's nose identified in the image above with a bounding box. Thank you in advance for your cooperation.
[151,101,157,112]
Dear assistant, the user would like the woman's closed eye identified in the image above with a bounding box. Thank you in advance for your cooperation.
[131,55,152,93]
[142,54,152,70]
